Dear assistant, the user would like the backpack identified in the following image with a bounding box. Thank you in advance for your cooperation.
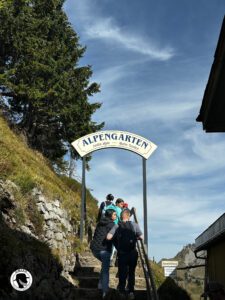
[102,201,115,217]
[112,221,137,253]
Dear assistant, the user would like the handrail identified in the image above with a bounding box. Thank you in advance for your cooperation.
[136,239,152,300]
[132,207,159,300]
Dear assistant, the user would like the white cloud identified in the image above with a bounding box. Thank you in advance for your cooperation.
[93,159,124,175]
[151,128,225,183]
[93,65,127,87]
[66,0,174,61]
[85,18,174,61]
[93,84,201,126]
[185,127,225,164]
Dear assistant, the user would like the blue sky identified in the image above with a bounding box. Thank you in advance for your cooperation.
[64,0,225,261]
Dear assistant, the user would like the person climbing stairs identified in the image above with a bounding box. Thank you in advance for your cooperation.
[71,250,149,300]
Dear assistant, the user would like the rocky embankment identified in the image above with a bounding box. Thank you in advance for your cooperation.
[0,179,92,300]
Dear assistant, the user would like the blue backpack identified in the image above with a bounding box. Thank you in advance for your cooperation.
[102,202,116,216]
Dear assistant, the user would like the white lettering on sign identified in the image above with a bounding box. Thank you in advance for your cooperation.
[161,261,179,267]
[71,130,157,159]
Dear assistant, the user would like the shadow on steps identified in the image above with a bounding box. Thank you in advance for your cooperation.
[0,213,78,300]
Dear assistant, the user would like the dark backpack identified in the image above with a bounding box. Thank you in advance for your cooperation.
[113,221,137,253]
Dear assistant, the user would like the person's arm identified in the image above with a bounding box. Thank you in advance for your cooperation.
[106,224,118,240]
[107,233,113,240]
[134,223,144,240]
[137,234,144,240]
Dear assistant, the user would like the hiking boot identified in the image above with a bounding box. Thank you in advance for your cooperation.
[128,292,135,300]
[118,290,126,300]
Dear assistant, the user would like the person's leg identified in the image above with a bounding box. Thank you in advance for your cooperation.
[92,249,101,261]
[127,250,138,293]
[118,253,128,293]
[99,250,111,295]
[92,250,103,289]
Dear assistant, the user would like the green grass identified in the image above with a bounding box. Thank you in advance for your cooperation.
[150,261,165,288]
[60,175,99,220]
[0,113,98,227]
[26,197,45,236]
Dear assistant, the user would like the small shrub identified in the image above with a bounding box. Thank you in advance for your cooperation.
[0,160,13,178]
[14,174,36,194]
[14,207,26,225]
[0,143,14,178]
[51,248,62,265]
[150,261,165,288]
[26,198,44,236]
[68,235,86,253]
[158,277,191,300]
[61,223,67,233]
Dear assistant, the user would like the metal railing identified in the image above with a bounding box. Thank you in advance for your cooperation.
[133,207,159,300]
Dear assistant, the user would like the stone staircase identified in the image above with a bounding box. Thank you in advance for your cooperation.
[70,250,148,300]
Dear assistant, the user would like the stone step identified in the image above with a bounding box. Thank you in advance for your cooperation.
[72,288,147,300]
[78,256,102,267]
[73,266,101,277]
[72,288,102,299]
[132,290,148,300]
[73,276,147,289]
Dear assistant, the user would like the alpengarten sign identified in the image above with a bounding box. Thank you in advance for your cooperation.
[72,130,157,159]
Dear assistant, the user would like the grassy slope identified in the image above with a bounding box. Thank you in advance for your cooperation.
[0,114,98,223]
[151,261,165,288]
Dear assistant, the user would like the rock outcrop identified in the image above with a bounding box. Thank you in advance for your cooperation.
[0,179,92,299]
[32,187,77,273]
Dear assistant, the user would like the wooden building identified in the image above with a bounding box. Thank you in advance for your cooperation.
[195,213,225,287]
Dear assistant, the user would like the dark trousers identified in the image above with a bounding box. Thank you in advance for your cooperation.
[118,249,138,293]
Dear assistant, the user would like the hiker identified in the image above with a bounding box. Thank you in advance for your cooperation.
[201,282,225,300]
[122,203,136,218]
[105,198,124,266]
[110,198,124,225]
[97,194,114,222]
[107,209,143,299]
[90,209,117,299]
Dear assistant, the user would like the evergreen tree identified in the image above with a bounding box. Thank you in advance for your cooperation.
[0,0,104,167]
